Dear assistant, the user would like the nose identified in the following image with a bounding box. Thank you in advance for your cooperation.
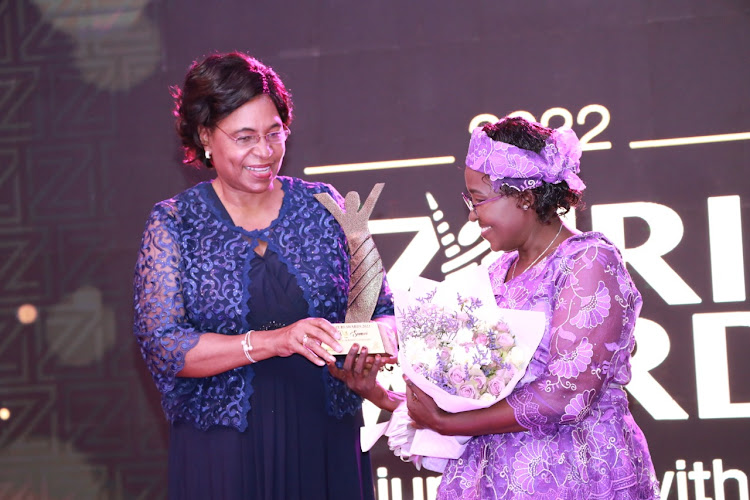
[251,137,274,159]
[468,209,478,222]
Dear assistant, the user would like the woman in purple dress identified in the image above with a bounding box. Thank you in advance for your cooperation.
[133,52,399,500]
[403,117,660,499]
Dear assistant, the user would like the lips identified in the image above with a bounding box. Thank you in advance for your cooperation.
[243,165,271,173]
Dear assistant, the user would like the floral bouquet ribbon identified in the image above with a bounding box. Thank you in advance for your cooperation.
[361,265,545,473]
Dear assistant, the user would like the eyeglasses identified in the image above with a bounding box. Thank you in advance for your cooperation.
[215,124,290,150]
[462,192,505,215]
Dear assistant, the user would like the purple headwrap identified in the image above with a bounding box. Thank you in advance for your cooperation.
[465,124,586,193]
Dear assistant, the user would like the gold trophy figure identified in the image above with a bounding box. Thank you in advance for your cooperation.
[314,183,395,354]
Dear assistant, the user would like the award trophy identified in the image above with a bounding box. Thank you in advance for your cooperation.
[314,183,396,355]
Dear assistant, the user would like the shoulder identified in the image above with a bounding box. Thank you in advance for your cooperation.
[552,232,641,311]
[282,176,338,195]
[551,232,630,284]
[281,176,345,207]
[557,232,623,262]
[146,183,210,224]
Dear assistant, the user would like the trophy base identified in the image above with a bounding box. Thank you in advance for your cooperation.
[323,322,396,356]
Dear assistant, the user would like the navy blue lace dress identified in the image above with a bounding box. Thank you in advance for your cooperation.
[133,177,392,500]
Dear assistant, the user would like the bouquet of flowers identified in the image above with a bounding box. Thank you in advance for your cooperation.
[400,290,523,403]
[362,265,545,472]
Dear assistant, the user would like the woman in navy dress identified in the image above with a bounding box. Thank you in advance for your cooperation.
[133,52,399,500]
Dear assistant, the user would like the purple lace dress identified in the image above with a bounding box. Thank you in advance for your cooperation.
[436,233,659,500]
[133,177,392,500]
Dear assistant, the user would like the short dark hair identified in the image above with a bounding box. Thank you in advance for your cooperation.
[481,116,582,224]
[171,52,293,168]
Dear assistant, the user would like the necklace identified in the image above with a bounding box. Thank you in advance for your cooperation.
[511,223,564,280]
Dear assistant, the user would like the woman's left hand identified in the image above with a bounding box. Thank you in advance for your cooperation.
[328,345,385,398]
[328,344,400,411]
[405,376,447,433]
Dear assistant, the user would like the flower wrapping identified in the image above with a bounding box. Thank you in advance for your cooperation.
[362,265,545,472]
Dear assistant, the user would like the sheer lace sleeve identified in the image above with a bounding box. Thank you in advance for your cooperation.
[508,240,640,438]
[133,202,200,395]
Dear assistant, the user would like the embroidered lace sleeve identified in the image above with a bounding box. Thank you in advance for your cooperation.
[133,202,200,396]
[508,240,640,438]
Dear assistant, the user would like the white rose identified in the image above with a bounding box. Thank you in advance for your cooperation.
[414,345,436,366]
[468,364,484,377]
[479,392,496,403]
[451,345,475,365]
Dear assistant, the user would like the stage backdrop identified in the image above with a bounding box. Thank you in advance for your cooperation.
[0,1,748,499]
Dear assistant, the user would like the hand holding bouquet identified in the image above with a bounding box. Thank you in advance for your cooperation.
[364,266,545,472]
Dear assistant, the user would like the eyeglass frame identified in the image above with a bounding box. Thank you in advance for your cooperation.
[462,191,505,215]
[214,124,291,149]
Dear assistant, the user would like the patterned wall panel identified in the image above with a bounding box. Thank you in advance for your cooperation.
[0,148,22,224]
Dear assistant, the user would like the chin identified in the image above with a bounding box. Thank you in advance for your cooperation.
[481,236,500,252]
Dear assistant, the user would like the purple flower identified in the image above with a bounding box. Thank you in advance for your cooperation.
[448,365,466,385]
[488,375,506,396]
[495,332,515,348]
[495,320,510,332]
[458,383,478,399]
[470,372,487,391]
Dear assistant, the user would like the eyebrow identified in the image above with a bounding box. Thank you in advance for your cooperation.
[230,123,283,134]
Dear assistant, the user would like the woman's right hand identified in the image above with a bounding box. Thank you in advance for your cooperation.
[273,317,343,366]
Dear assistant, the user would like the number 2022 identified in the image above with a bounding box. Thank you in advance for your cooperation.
[468,104,612,152]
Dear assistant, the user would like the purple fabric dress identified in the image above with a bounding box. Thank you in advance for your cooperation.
[436,232,660,500]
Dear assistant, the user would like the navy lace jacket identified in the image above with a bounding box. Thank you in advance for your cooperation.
[133,176,394,431]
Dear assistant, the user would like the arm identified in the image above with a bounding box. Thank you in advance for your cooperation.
[405,381,525,435]
[328,344,403,412]
[328,278,399,408]
[133,204,201,391]
[134,205,343,383]
[180,317,342,377]
[507,243,637,437]
[328,316,400,411]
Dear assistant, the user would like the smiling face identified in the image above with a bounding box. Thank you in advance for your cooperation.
[464,167,534,252]
[200,94,287,197]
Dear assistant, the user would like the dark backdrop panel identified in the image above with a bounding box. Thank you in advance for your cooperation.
[0,1,747,498]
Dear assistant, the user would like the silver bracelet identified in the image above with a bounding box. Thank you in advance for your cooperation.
[241,330,257,363]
